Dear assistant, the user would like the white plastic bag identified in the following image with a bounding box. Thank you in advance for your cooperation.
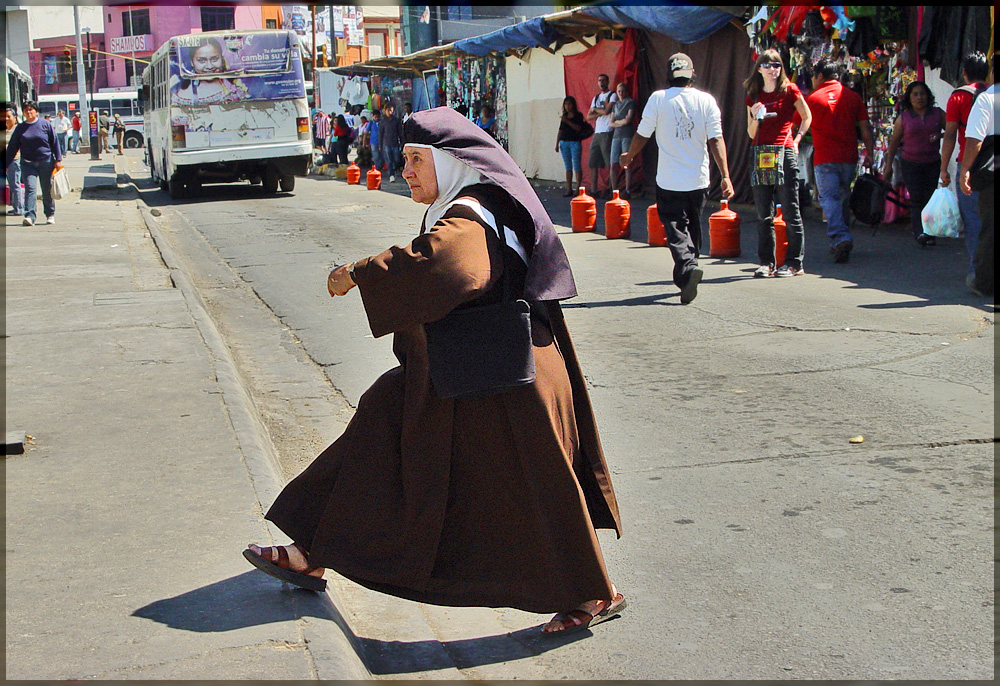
[921,186,961,238]
[50,167,71,200]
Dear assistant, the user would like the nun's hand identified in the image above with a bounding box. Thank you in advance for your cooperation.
[328,264,356,297]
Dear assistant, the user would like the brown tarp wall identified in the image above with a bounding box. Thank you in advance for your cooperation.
[635,22,755,203]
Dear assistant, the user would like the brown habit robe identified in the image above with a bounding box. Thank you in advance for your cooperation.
[266,186,622,614]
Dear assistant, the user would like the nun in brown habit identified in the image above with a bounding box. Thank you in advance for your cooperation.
[245,107,626,635]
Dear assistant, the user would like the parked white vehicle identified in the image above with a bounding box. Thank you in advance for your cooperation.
[141,29,312,199]
[37,90,146,149]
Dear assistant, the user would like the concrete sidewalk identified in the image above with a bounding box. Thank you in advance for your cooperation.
[4,152,369,679]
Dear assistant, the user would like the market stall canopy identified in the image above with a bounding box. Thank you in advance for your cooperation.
[452,17,562,56]
[577,5,745,45]
[331,44,453,76]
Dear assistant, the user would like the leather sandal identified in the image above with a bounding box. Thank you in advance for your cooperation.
[541,592,628,636]
[243,542,327,592]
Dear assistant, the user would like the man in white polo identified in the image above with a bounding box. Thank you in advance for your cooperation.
[587,73,618,199]
[620,53,734,305]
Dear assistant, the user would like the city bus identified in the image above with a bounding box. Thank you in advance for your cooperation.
[141,29,311,199]
[36,90,146,148]
[4,59,35,118]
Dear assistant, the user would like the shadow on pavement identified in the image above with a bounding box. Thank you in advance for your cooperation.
[358,617,610,675]
[131,571,339,632]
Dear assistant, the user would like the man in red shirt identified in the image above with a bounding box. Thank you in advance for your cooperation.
[70,111,82,154]
[806,60,875,263]
[939,52,989,278]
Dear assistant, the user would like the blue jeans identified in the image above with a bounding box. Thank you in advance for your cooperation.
[71,129,81,153]
[954,178,980,275]
[371,143,383,171]
[21,158,56,221]
[6,158,23,213]
[381,143,401,176]
[814,162,856,246]
[57,132,68,155]
[559,140,582,173]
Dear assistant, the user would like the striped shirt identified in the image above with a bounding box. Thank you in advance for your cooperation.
[314,114,330,140]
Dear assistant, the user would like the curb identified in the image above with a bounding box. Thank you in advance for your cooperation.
[121,165,372,681]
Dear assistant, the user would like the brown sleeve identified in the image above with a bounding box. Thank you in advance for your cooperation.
[351,205,503,338]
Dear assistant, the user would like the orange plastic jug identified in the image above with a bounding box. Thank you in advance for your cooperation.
[571,187,596,232]
[346,161,361,185]
[774,203,788,267]
[647,204,667,246]
[604,190,631,239]
[366,165,382,190]
[708,199,741,257]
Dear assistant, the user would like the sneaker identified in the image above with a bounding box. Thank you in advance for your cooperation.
[45,216,55,225]
[753,264,774,278]
[22,217,34,226]
[680,267,703,304]
[389,175,396,183]
[915,233,936,247]
[832,240,853,263]
[774,265,805,277]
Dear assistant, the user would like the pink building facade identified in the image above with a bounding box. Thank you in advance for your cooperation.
[101,4,264,90]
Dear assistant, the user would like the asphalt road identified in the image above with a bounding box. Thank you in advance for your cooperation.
[131,151,994,680]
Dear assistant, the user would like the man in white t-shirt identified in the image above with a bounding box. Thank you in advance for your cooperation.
[53,110,72,156]
[959,54,995,296]
[587,73,618,198]
[620,53,733,304]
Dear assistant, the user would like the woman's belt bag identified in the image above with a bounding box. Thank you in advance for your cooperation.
[423,198,535,399]
[425,298,534,399]
[749,144,785,186]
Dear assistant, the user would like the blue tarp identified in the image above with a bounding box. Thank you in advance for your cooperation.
[580,5,736,45]
[453,17,561,56]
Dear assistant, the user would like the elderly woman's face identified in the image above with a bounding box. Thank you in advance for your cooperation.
[402,145,438,205]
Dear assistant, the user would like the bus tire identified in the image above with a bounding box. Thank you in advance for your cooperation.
[279,175,295,192]
[263,169,279,194]
[168,177,186,200]
[124,132,143,149]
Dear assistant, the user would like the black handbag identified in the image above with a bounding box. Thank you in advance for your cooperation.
[423,214,535,400]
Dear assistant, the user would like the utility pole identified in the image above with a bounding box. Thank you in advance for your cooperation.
[311,5,318,111]
[73,7,88,154]
[85,28,100,160]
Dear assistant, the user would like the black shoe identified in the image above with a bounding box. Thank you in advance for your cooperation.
[680,267,703,304]
[832,240,853,263]
[915,233,936,247]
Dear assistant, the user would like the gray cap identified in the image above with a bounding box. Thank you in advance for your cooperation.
[668,52,694,79]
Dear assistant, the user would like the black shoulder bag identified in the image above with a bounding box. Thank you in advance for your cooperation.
[423,205,535,400]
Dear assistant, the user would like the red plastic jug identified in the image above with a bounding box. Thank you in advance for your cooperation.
[708,199,741,257]
[366,165,381,190]
[647,204,666,246]
[571,187,596,232]
[604,190,631,239]
[774,203,788,267]
[346,161,361,185]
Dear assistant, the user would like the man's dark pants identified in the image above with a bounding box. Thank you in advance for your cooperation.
[973,182,993,294]
[655,186,707,288]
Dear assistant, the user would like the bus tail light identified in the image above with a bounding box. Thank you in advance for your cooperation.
[296,117,310,139]
[171,125,186,148]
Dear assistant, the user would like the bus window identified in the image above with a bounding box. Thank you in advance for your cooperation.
[92,99,110,114]
[112,98,132,117]
[37,101,57,116]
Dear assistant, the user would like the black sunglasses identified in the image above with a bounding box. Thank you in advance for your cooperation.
[761,62,783,69]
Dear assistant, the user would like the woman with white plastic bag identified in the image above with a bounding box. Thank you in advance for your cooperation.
[5,100,63,226]
[921,185,962,239]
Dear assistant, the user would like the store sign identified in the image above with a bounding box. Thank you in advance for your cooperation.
[110,34,153,54]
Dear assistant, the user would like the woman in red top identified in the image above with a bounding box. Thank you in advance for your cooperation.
[743,49,812,278]
[881,81,945,246]
[332,114,352,166]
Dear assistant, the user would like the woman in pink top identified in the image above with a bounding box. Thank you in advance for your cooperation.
[882,81,945,246]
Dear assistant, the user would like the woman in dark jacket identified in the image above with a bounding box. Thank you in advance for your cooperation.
[6,101,63,226]
[245,107,627,637]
